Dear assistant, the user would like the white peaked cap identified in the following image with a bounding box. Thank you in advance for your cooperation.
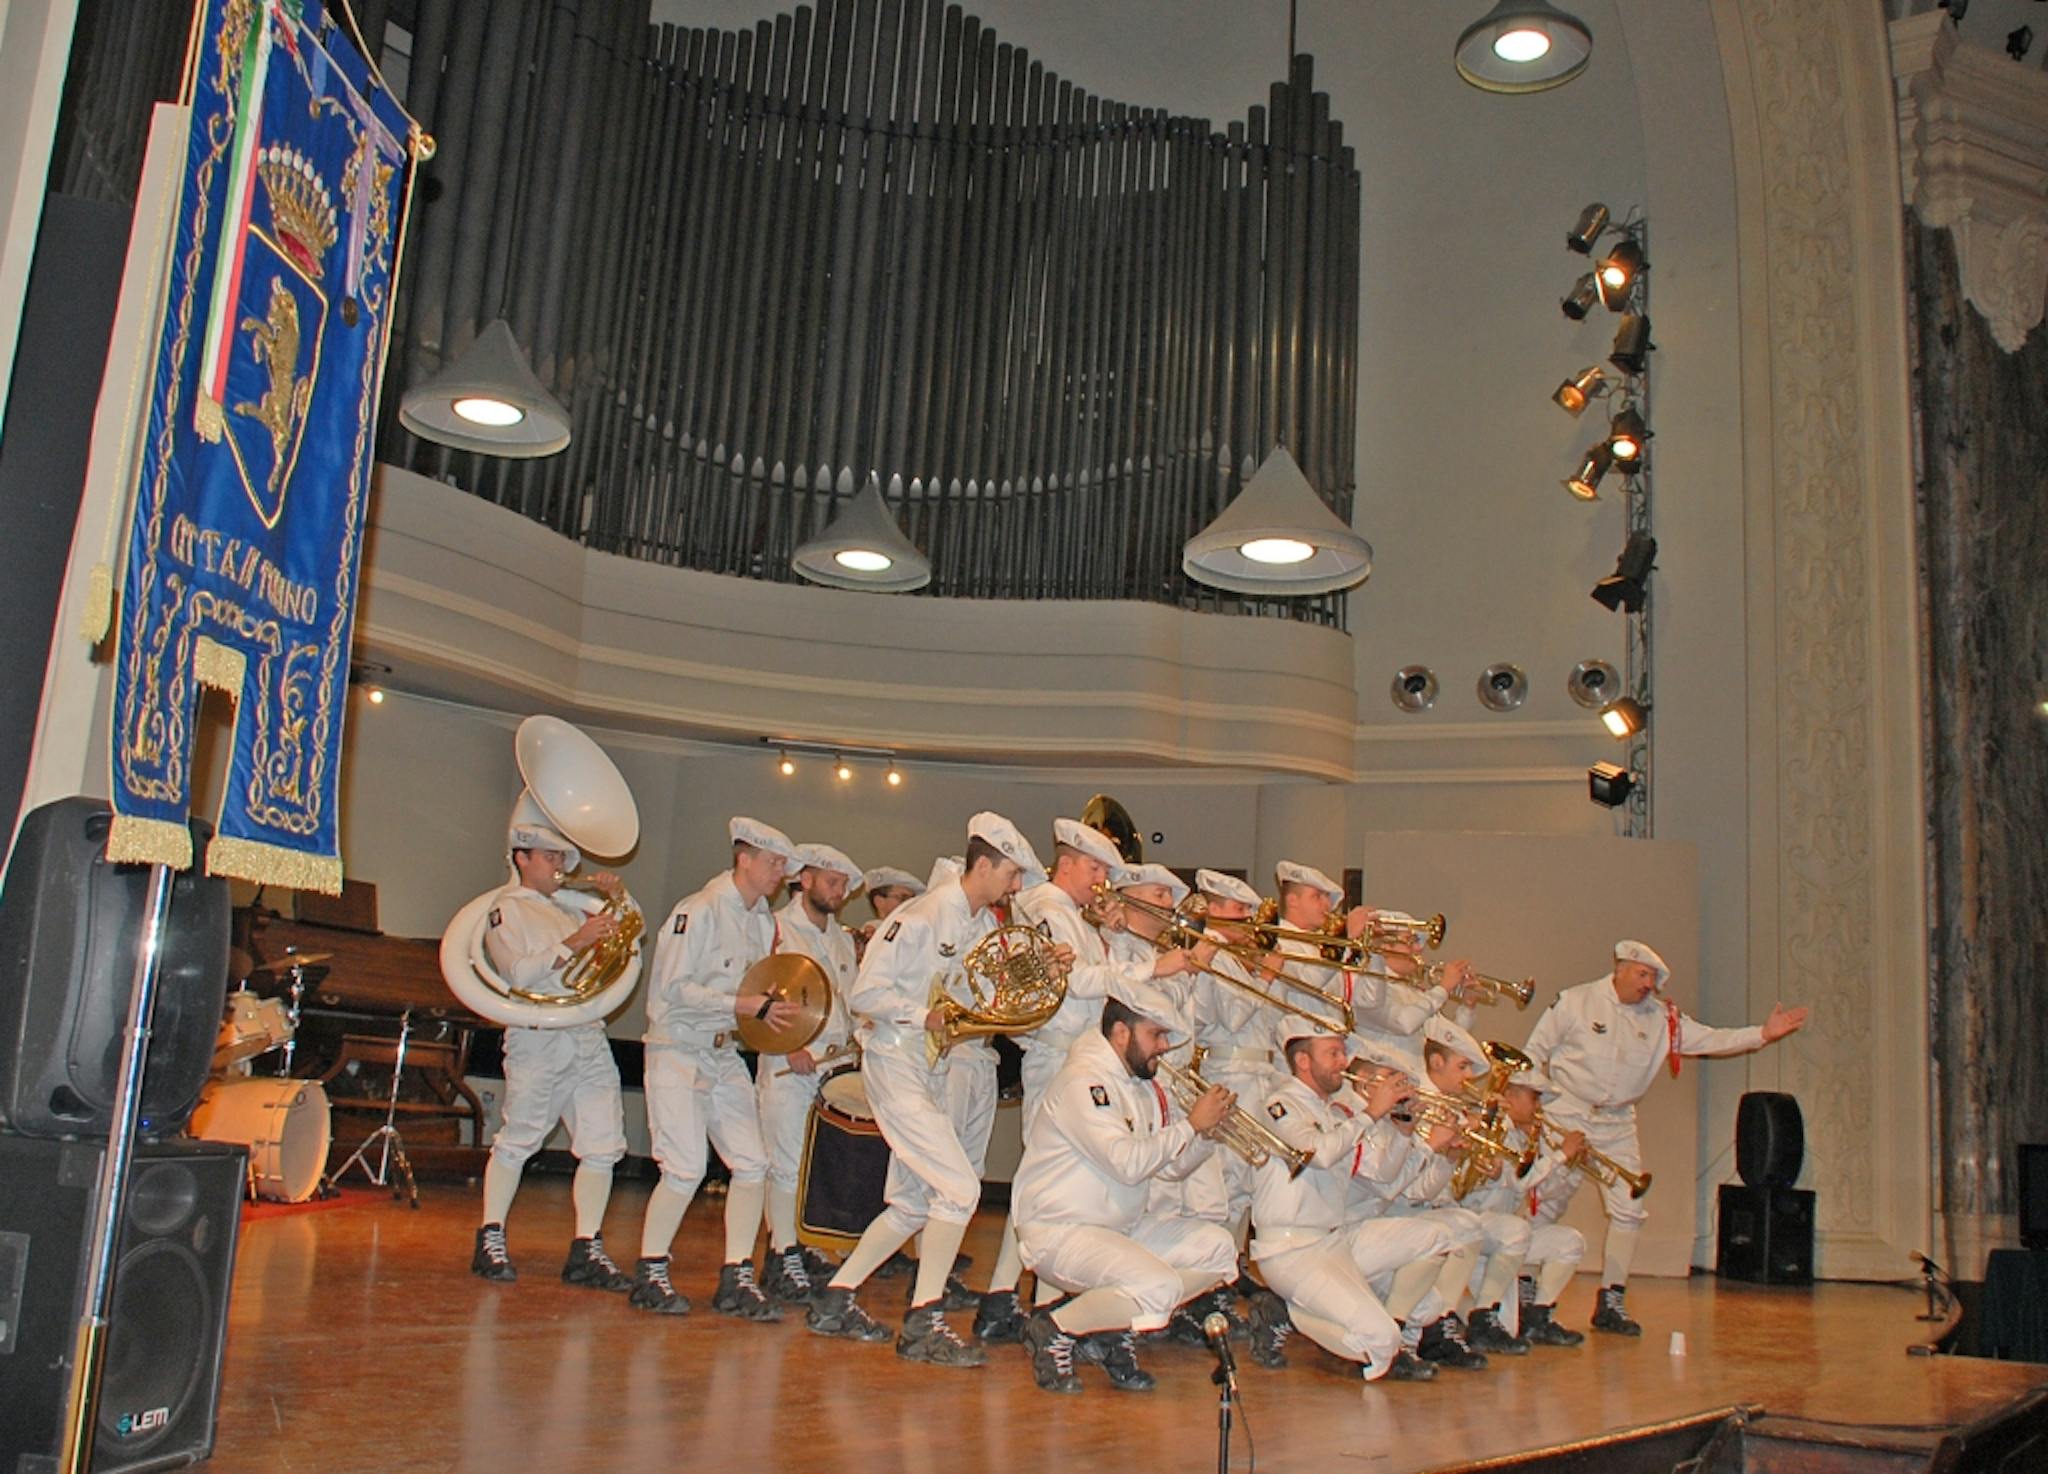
[1116,863,1189,906]
[508,791,580,873]
[1109,976,1189,1046]
[729,816,802,864]
[795,843,864,885]
[927,855,964,891]
[862,866,925,896]
[1196,869,1262,907]
[968,810,1047,879]
[1614,939,1671,987]
[1424,1015,1489,1073]
[1275,860,1344,904]
[1053,817,1124,869]
[1279,1015,1348,1047]
[1506,1065,1557,1096]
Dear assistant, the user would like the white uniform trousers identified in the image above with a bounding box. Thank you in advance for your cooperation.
[1540,1098,1650,1230]
[865,1044,981,1228]
[644,1043,768,1193]
[1020,1218,1237,1332]
[944,1043,998,1176]
[1256,1214,1436,1380]
[492,1024,627,1168]
[1145,1149,1231,1225]
[755,1060,823,1194]
[1384,1200,1487,1249]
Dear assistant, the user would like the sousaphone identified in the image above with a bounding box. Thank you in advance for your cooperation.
[440,716,644,1028]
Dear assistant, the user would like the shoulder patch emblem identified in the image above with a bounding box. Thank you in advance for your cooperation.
[488,907,502,928]
[673,914,689,935]
[1591,1021,1608,1034]
[1267,1101,1287,1120]
[1089,1084,1111,1108]
[883,921,901,943]
[938,943,957,958]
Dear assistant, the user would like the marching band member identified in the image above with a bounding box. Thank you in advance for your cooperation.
[807,814,1057,1366]
[1473,1063,1589,1347]
[1247,1023,1457,1382]
[471,803,633,1291]
[1013,981,1238,1394]
[631,817,805,1320]
[756,842,865,1304]
[855,865,925,960]
[976,821,1190,1343]
[1520,940,1808,1334]
[1186,869,1284,1258]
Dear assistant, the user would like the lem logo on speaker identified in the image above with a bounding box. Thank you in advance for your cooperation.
[116,1407,170,1437]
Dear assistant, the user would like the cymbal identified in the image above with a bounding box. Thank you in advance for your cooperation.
[248,951,333,973]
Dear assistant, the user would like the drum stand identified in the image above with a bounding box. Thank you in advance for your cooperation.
[331,1007,420,1209]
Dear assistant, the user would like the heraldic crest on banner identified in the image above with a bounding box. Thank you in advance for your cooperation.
[96,0,426,892]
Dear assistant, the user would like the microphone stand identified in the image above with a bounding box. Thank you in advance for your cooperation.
[1907,1253,1956,1357]
[1214,1359,1234,1474]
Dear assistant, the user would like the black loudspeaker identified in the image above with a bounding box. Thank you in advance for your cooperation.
[0,1134,246,1473]
[0,797,231,1138]
[2019,1143,2048,1251]
[1717,1182,1815,1284]
[1735,1090,1805,1187]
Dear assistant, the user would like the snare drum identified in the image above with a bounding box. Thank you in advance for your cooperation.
[797,1066,889,1250]
[213,991,295,1070]
[189,1077,331,1202]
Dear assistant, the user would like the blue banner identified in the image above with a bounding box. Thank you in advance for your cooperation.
[106,0,421,891]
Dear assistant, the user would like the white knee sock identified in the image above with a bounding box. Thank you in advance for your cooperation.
[1386,1257,1441,1322]
[987,1216,1023,1294]
[1434,1242,1480,1313]
[1536,1257,1579,1306]
[912,1217,969,1309]
[482,1155,522,1226]
[570,1161,612,1239]
[1477,1250,1527,1311]
[832,1214,915,1291]
[723,1178,766,1264]
[1603,1222,1642,1287]
[1051,1288,1141,1336]
[766,1182,800,1252]
[639,1178,696,1259]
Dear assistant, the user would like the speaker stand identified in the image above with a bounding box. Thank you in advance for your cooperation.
[330,1007,420,1209]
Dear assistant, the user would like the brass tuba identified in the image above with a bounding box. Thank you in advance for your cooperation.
[439,717,645,1028]
[926,922,1070,1064]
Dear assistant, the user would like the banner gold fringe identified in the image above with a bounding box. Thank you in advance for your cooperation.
[193,635,244,692]
[81,563,114,643]
[105,814,194,870]
[207,835,342,894]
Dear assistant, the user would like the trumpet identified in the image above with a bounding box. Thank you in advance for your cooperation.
[1341,1069,1520,1165]
[1352,957,1536,1010]
[1095,884,1353,1037]
[1155,1053,1312,1179]
[1249,899,1447,962]
[1531,1115,1653,1199]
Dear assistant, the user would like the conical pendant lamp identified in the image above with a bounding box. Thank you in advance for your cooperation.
[1454,1,1593,94]
[398,317,571,458]
[1183,445,1372,596]
[791,471,932,592]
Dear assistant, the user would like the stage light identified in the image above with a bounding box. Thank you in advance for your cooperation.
[1566,203,1609,254]
[1454,1,1593,93]
[1561,273,1600,321]
[1597,238,1647,309]
[1599,696,1648,739]
[886,766,903,788]
[778,751,795,777]
[1591,532,1657,611]
[1553,366,1606,416]
[367,687,386,705]
[1607,406,1648,469]
[792,472,933,592]
[1183,445,1373,595]
[1609,313,1653,373]
[1588,760,1636,807]
[1391,665,1439,714]
[1564,442,1615,501]
[835,757,853,782]
[399,318,571,457]
[1567,659,1619,709]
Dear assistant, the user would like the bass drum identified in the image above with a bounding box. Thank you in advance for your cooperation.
[189,1077,332,1202]
[796,1066,889,1252]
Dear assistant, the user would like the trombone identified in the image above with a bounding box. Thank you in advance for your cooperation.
[1156,1052,1312,1179]
[1095,884,1353,1038]
[1249,901,1447,962]
[1353,957,1535,1010]
[1530,1114,1653,1199]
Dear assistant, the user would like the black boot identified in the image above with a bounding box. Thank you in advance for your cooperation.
[560,1233,631,1292]
[1093,1330,1155,1391]
[1198,1287,1247,1340]
[759,1245,815,1305]
[1022,1309,1082,1394]
[897,1303,986,1367]
[911,1273,979,1312]
[873,1249,915,1278]
[1164,1307,1209,1347]
[471,1224,516,1283]
[712,1260,783,1321]
[1522,1302,1586,1347]
[798,1245,838,1282]
[1416,1312,1489,1370]
[973,1288,1025,1343]
[1385,1347,1438,1381]
[1466,1305,1531,1355]
[1517,1274,1538,1310]
[627,1256,689,1314]
[806,1284,894,1342]
[1247,1290,1292,1369]
[1591,1284,1641,1336]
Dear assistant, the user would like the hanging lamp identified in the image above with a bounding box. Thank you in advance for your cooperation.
[1182,446,1372,596]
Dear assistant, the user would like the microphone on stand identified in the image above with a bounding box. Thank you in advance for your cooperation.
[1203,1311,1238,1384]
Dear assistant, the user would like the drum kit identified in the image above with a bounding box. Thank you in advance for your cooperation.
[188,951,335,1204]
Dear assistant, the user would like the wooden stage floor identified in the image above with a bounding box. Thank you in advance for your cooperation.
[207,1178,2046,1474]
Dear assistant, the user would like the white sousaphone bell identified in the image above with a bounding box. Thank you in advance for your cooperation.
[440,716,645,1029]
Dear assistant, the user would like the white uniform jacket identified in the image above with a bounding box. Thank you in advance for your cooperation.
[847,878,999,1061]
[773,897,856,1056]
[1251,1077,1414,1258]
[1012,1030,1217,1237]
[483,885,588,995]
[1191,938,1280,1069]
[1522,977,1766,1113]
[643,872,776,1049]
[1012,881,1152,1065]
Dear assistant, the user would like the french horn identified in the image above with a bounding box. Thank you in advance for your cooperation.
[440,716,645,1029]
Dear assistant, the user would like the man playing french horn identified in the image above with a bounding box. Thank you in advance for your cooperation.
[1012,979,1239,1395]
[471,799,635,1291]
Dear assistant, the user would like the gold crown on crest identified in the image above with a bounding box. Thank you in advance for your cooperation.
[256,145,337,278]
